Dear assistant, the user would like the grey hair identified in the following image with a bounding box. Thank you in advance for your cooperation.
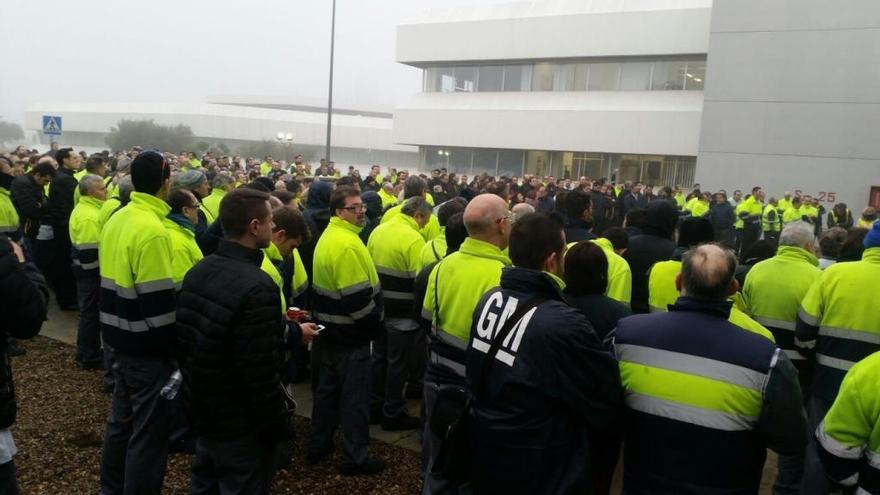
[79,174,104,196]
[779,221,816,248]
[212,172,235,189]
[403,175,426,199]
[511,202,535,223]
[118,176,134,204]
[401,196,432,217]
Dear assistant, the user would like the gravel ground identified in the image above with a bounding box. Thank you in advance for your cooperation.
[11,336,422,495]
[9,336,781,495]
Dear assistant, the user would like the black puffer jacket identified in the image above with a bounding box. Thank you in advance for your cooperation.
[0,236,48,429]
[176,239,286,441]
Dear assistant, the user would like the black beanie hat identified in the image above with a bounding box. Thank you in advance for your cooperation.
[131,150,169,195]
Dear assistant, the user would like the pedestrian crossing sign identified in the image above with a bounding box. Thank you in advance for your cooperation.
[42,115,62,136]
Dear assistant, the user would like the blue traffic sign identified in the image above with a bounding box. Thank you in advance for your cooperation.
[42,115,62,136]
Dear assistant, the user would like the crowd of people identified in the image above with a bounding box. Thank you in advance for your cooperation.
[0,142,879,495]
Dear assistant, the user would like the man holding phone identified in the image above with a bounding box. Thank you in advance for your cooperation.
[176,188,290,494]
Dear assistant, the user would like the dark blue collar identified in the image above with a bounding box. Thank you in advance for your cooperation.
[669,297,732,319]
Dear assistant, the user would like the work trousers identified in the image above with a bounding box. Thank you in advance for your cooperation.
[422,380,469,495]
[308,340,371,469]
[99,349,173,495]
[371,324,420,419]
[189,433,278,495]
[800,396,833,495]
[75,273,103,367]
[0,460,18,495]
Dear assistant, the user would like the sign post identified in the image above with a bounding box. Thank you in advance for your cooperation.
[41,116,63,142]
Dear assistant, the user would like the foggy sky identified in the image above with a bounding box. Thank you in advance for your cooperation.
[0,0,503,124]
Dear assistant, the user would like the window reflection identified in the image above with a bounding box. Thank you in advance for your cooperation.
[424,57,706,93]
[685,61,705,90]
[532,63,554,92]
[477,65,503,92]
[498,149,525,176]
[651,60,686,90]
[421,147,696,187]
[503,65,531,91]
[454,66,476,92]
[620,62,652,91]
[588,63,620,91]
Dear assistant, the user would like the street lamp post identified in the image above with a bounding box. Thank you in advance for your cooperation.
[276,132,294,161]
[325,0,337,162]
[437,149,450,169]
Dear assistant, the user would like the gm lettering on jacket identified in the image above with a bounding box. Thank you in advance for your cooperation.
[472,292,539,366]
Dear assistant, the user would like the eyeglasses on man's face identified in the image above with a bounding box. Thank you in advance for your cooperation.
[341,203,367,212]
[495,212,513,224]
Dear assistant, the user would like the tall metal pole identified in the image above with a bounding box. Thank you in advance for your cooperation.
[325,0,336,162]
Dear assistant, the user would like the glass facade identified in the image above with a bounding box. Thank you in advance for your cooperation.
[422,146,696,187]
[424,56,707,93]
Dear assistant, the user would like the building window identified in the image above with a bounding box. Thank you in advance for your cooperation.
[684,60,705,90]
[526,151,551,176]
[424,57,706,93]
[472,148,499,175]
[477,65,504,92]
[642,156,664,185]
[651,60,687,90]
[498,149,525,177]
[550,151,573,178]
[553,64,577,91]
[453,66,476,92]
[503,65,531,91]
[531,63,555,92]
[573,152,604,179]
[620,62,652,91]
[588,63,620,91]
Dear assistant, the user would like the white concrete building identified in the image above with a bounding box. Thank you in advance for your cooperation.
[394,0,880,210]
[696,0,880,211]
[23,98,419,169]
[394,0,711,186]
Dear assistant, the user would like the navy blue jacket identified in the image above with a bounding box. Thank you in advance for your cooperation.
[564,219,597,243]
[466,267,622,495]
[612,298,807,495]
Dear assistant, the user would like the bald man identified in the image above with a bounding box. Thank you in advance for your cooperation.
[612,244,806,494]
[420,193,512,494]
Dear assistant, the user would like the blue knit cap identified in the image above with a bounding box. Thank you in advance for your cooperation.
[864,221,880,249]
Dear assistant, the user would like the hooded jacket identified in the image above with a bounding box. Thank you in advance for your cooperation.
[300,180,333,282]
[359,191,383,244]
[624,201,678,313]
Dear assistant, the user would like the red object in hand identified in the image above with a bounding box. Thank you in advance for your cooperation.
[287,307,309,322]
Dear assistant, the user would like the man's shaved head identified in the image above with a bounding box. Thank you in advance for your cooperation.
[680,244,737,301]
[464,193,508,236]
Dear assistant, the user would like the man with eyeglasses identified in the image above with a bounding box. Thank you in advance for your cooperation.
[164,189,204,288]
[308,186,386,476]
